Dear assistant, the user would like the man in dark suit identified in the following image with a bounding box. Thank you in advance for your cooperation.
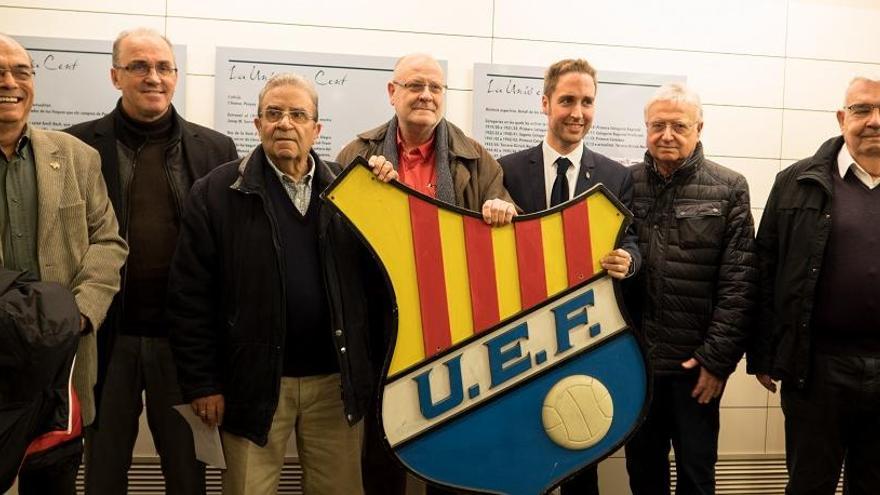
[65,27,237,494]
[498,58,640,495]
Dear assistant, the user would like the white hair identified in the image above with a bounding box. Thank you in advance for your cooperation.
[644,82,703,120]
[843,76,880,106]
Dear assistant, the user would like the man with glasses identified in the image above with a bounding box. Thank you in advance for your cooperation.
[624,83,756,495]
[167,73,395,494]
[337,53,515,225]
[748,77,880,495]
[337,52,516,495]
[0,33,127,494]
[498,57,640,495]
[65,27,237,494]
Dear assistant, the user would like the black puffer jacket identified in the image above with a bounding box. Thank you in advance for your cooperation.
[746,137,842,388]
[626,143,757,378]
[167,147,380,447]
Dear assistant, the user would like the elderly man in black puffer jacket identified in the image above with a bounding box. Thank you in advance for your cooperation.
[623,83,757,495]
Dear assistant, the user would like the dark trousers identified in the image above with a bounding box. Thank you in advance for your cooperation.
[363,401,407,495]
[781,353,880,495]
[17,439,83,495]
[560,465,599,495]
[625,374,719,495]
[84,335,205,494]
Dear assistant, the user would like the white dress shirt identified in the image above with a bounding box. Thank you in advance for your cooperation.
[541,139,584,209]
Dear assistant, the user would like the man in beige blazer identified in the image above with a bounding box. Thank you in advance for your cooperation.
[0,33,127,494]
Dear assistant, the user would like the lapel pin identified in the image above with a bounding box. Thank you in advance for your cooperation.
[50,161,60,170]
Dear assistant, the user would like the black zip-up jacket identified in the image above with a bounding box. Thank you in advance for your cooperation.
[166,147,379,446]
[747,136,844,388]
[626,143,757,378]
[64,103,238,403]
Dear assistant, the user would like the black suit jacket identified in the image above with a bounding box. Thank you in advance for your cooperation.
[499,143,641,274]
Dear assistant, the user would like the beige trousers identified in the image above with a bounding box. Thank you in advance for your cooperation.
[221,374,364,495]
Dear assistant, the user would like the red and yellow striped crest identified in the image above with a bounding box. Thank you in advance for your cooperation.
[323,158,629,378]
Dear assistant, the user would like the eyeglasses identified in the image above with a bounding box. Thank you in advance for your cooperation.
[392,80,447,95]
[647,120,696,135]
[0,66,35,82]
[259,107,316,124]
[844,103,880,119]
[114,61,178,78]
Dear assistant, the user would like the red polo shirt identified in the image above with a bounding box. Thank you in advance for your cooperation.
[396,129,437,198]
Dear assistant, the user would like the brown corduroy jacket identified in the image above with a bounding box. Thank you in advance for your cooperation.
[29,127,128,426]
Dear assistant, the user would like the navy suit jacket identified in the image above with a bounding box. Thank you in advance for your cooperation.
[499,143,641,275]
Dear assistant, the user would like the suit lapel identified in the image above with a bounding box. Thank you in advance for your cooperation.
[575,145,595,195]
[31,128,64,250]
[525,145,547,212]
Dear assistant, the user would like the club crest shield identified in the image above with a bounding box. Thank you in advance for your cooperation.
[323,157,648,495]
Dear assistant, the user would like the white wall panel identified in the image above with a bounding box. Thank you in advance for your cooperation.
[765,407,785,454]
[752,208,764,231]
[166,17,491,90]
[709,157,780,210]
[446,89,474,138]
[184,74,215,129]
[785,58,880,111]
[781,109,840,160]
[1,0,164,15]
[787,0,880,64]
[0,7,164,41]
[719,408,768,454]
[701,106,782,159]
[598,456,632,495]
[721,360,770,408]
[491,39,785,108]
[494,0,787,57]
[167,0,494,37]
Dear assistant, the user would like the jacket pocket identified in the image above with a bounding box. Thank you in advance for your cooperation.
[674,200,725,249]
[223,343,275,406]
[58,201,89,263]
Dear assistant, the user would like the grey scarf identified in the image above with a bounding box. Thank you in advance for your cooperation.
[381,117,455,204]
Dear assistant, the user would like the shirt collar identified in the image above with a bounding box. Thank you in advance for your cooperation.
[541,138,584,169]
[837,144,880,189]
[396,127,435,159]
[2,125,31,161]
[266,153,314,185]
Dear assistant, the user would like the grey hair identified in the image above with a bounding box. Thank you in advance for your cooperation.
[257,73,319,120]
[644,82,703,120]
[112,28,174,66]
[843,76,880,106]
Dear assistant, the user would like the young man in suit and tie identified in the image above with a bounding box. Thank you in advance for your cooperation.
[498,58,640,495]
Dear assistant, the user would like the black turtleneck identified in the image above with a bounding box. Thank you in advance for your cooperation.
[114,104,180,336]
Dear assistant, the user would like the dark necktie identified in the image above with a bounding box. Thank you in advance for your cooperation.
[550,157,572,207]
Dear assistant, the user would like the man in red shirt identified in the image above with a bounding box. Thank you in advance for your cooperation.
[337,53,515,224]
[337,52,516,495]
